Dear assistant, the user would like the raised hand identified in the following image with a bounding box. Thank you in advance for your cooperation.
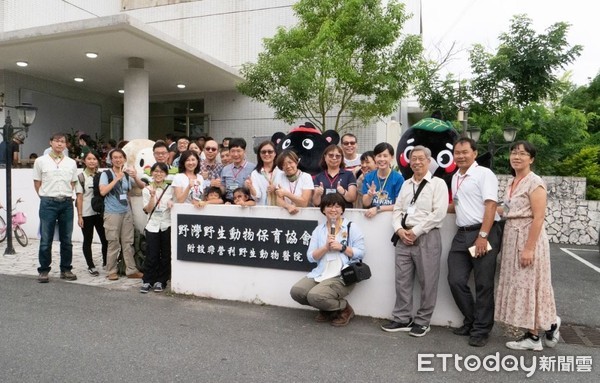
[315,182,324,196]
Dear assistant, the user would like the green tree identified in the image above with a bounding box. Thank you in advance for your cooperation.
[561,73,600,134]
[415,15,582,117]
[237,0,423,132]
[469,15,582,113]
[559,146,600,199]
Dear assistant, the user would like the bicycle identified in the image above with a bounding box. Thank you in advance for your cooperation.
[0,198,29,246]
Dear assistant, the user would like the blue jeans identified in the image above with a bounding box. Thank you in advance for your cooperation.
[38,197,74,273]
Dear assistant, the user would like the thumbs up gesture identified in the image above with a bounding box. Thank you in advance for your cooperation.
[336,180,345,195]
[275,184,285,198]
[315,182,324,196]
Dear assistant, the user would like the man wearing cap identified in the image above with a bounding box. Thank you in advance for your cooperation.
[0,131,25,166]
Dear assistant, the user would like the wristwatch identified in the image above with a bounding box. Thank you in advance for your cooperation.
[478,231,488,239]
[340,244,348,253]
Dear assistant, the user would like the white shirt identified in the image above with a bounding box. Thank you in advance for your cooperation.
[250,167,282,206]
[33,154,78,198]
[451,162,500,227]
[172,173,205,203]
[142,184,174,232]
[274,171,314,205]
[75,170,98,217]
[392,171,449,237]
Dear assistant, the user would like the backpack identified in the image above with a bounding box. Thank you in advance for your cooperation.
[91,170,112,214]
[91,170,132,214]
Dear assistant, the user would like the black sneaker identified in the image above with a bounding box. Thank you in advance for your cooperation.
[60,270,77,281]
[409,324,431,337]
[140,283,151,294]
[453,325,472,336]
[88,267,100,276]
[153,282,163,292]
[469,335,489,347]
[381,320,413,332]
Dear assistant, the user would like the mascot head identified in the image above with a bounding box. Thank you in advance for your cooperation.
[397,117,459,187]
[271,122,340,175]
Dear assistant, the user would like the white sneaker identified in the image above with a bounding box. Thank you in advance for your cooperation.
[506,333,543,351]
[544,316,561,348]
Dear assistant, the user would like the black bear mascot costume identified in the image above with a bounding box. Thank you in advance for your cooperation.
[396,117,459,192]
[271,122,340,176]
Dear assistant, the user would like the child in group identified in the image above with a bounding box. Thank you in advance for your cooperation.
[219,147,231,166]
[194,186,224,208]
[232,187,256,207]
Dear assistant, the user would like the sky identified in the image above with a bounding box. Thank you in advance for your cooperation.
[421,0,598,86]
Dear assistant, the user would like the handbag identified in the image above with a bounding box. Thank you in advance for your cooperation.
[340,221,372,285]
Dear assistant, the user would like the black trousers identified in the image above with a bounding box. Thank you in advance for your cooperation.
[143,228,171,286]
[81,214,107,269]
[447,222,502,337]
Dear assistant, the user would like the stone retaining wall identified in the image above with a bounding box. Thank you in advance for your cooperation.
[498,175,598,245]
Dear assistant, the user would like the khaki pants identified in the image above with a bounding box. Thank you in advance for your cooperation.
[103,211,139,276]
[290,276,355,312]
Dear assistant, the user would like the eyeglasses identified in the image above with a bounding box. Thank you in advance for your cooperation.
[154,151,169,156]
[410,156,428,163]
[260,150,275,155]
[327,154,342,159]
[342,141,356,146]
[204,147,218,152]
[510,151,531,158]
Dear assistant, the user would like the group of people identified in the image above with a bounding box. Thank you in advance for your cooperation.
[290,137,560,353]
[32,131,560,351]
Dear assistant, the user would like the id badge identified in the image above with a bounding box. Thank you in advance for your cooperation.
[119,194,127,201]
[325,188,336,195]
[228,182,239,191]
[407,205,416,215]
[453,195,459,206]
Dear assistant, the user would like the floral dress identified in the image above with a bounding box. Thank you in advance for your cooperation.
[494,172,557,330]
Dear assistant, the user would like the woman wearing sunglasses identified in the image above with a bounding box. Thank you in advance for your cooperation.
[246,141,281,206]
[313,144,357,208]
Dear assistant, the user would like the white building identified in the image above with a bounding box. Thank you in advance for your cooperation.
[0,0,421,160]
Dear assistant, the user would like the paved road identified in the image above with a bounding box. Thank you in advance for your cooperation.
[0,240,598,382]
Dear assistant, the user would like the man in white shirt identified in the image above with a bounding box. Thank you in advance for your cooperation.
[447,137,502,347]
[33,132,79,283]
[381,146,448,337]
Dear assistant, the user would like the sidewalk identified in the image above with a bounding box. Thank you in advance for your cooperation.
[0,238,141,290]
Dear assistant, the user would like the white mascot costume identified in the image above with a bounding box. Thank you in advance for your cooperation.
[122,139,156,232]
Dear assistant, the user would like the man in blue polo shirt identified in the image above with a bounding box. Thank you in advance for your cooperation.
[220,138,255,203]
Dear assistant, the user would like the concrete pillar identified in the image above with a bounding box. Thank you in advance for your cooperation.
[123,57,149,140]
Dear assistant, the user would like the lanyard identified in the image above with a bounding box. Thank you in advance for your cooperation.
[232,161,247,180]
[325,171,340,188]
[377,169,391,194]
[261,169,274,184]
[288,171,302,195]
